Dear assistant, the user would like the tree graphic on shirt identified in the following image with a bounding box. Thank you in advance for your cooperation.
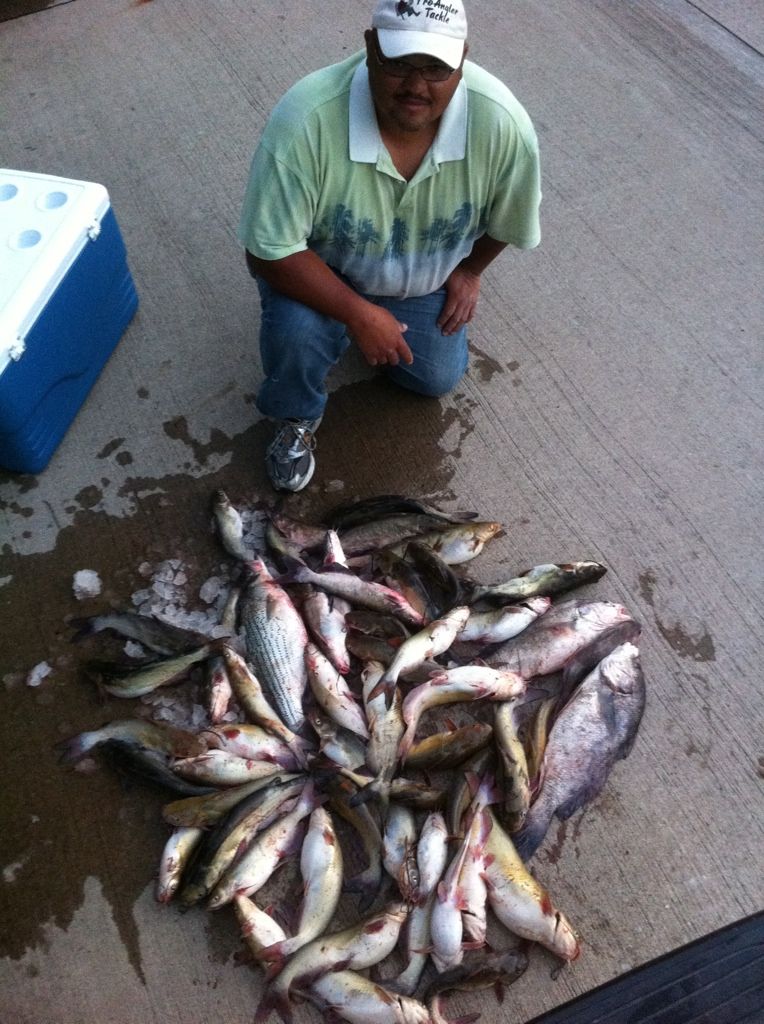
[442,202,474,251]
[356,218,380,256]
[315,203,482,262]
[383,218,409,261]
[320,204,356,258]
[420,217,451,255]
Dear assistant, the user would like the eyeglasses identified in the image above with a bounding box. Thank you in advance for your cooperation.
[372,36,456,83]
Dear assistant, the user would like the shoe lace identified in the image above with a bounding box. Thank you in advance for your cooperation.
[270,422,317,459]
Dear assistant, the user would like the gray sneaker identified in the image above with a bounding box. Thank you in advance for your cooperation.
[265,418,321,492]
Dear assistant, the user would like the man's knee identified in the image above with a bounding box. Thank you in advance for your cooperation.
[386,357,468,398]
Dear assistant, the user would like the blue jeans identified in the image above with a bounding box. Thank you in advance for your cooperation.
[255,276,469,421]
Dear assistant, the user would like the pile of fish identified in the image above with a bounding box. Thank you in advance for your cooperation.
[60,492,646,1024]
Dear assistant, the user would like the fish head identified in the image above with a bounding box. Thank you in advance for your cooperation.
[574,600,633,629]
[212,489,233,512]
[246,556,273,582]
[601,642,644,694]
[553,912,581,962]
[475,521,503,543]
[446,606,472,630]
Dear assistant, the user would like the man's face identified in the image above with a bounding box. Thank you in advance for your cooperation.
[364,29,466,135]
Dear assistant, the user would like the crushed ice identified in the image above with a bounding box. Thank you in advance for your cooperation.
[27,661,53,687]
[72,569,102,600]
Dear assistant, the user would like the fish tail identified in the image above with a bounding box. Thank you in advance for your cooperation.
[253,987,288,1024]
[68,616,99,643]
[347,775,389,815]
[54,732,94,765]
[290,735,314,769]
[345,862,385,912]
[272,553,309,586]
[364,672,394,706]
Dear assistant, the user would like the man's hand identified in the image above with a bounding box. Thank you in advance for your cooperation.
[348,303,414,367]
[438,265,481,336]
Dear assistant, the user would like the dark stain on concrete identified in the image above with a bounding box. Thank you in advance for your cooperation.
[74,485,103,510]
[116,451,134,467]
[542,808,588,867]
[0,375,460,983]
[470,343,504,383]
[685,736,712,764]
[507,360,520,372]
[440,392,476,461]
[97,438,126,459]
[637,569,715,662]
[638,569,658,606]
[0,473,40,496]
[657,622,716,662]
[543,820,568,866]
[162,416,233,468]
[137,387,150,399]
[5,502,35,518]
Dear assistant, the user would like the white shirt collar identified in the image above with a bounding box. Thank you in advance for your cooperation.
[349,60,467,167]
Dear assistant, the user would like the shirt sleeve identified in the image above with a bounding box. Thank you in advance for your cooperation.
[485,128,542,250]
[237,139,316,261]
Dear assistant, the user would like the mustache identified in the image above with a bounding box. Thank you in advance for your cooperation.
[394,92,431,103]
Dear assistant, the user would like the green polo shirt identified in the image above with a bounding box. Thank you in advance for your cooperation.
[239,51,541,299]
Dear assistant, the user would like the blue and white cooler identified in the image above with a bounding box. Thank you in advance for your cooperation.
[0,169,139,473]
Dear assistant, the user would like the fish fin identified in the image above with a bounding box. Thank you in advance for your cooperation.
[257,938,285,966]
[396,728,416,764]
[262,958,286,982]
[455,888,470,911]
[477,772,502,808]
[272,553,310,586]
[368,983,397,1006]
[349,777,389,815]
[480,852,495,872]
[252,988,281,1024]
[464,770,481,798]
[521,684,555,706]
[364,673,393,705]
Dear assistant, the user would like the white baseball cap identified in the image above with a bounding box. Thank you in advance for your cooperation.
[372,0,468,70]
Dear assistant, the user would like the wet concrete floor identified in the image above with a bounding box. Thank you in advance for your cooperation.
[1,0,763,1022]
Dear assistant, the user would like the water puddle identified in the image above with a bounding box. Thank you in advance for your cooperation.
[0,376,468,980]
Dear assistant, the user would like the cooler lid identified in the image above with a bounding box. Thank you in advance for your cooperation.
[0,169,111,373]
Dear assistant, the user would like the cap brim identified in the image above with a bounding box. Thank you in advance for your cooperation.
[376,29,465,70]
